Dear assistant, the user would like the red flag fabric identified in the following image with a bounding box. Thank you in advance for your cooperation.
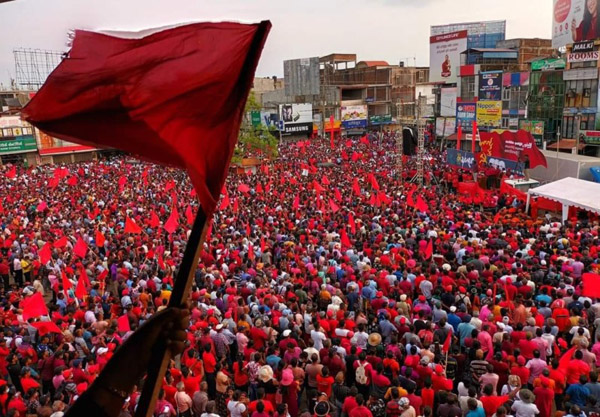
[75,277,87,299]
[583,273,600,298]
[22,293,48,320]
[73,237,88,258]
[164,179,176,192]
[248,243,255,260]
[255,183,263,194]
[321,175,331,185]
[219,193,230,210]
[368,173,380,191]
[67,176,78,186]
[340,229,351,249]
[334,188,342,202]
[185,205,195,226]
[79,266,91,288]
[118,176,127,191]
[313,180,325,194]
[232,198,239,213]
[345,140,352,148]
[416,195,429,212]
[293,195,300,210]
[48,177,59,189]
[95,230,105,247]
[36,201,48,212]
[442,331,452,353]
[125,217,142,234]
[117,315,131,333]
[360,135,370,146]
[424,240,433,259]
[164,206,179,234]
[330,199,340,213]
[157,252,166,270]
[348,212,356,235]
[352,178,361,196]
[5,166,16,179]
[62,271,72,291]
[22,22,271,215]
[457,124,462,150]
[53,236,68,248]
[31,321,62,336]
[260,236,266,253]
[351,152,361,162]
[39,243,52,265]
[238,184,250,193]
[149,211,161,228]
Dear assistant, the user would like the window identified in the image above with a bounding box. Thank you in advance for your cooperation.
[502,117,510,128]
[502,88,510,101]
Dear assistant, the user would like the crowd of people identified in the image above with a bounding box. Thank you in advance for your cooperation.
[0,132,599,417]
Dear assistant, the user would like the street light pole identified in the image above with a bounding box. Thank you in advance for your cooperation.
[575,111,581,155]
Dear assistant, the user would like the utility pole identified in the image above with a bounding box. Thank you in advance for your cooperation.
[415,95,426,187]
[396,130,403,186]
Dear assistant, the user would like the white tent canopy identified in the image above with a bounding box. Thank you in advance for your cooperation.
[526,177,600,222]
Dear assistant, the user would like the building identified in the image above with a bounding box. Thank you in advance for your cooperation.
[252,77,284,107]
[431,20,506,50]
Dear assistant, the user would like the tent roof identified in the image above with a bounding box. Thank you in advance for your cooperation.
[528,177,600,214]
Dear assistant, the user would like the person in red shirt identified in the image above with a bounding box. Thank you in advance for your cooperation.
[202,344,217,398]
[182,366,201,398]
[510,356,530,386]
[316,366,334,398]
[480,383,519,417]
[421,379,435,411]
[566,350,591,385]
[348,394,373,417]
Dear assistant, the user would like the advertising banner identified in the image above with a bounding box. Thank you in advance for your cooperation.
[36,130,96,155]
[341,105,368,129]
[567,51,600,62]
[369,114,393,125]
[476,101,502,128]
[519,120,545,136]
[553,0,600,48]
[456,102,477,133]
[582,130,600,144]
[479,130,547,169]
[440,87,458,117]
[429,30,468,84]
[447,149,476,171]
[251,111,261,127]
[0,116,37,154]
[279,103,313,134]
[479,71,502,100]
[436,117,456,136]
[531,58,566,71]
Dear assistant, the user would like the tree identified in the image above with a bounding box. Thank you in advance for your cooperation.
[232,91,279,164]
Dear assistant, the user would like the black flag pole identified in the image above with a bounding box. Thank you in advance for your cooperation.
[135,207,209,417]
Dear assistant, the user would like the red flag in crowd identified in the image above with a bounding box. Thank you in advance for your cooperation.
[345,140,352,148]
[53,236,68,248]
[36,201,48,212]
[238,184,250,193]
[79,266,91,288]
[232,198,239,213]
[62,271,72,291]
[95,230,105,247]
[73,237,88,258]
[442,331,452,353]
[22,293,48,320]
[583,273,600,298]
[149,211,161,228]
[340,229,351,249]
[75,277,87,299]
[248,243,255,260]
[219,193,230,210]
[330,199,340,213]
[313,180,325,194]
[22,21,271,215]
[118,176,127,191]
[185,205,195,226]
[39,243,52,265]
[260,236,266,253]
[117,315,131,333]
[360,135,370,146]
[31,321,62,337]
[125,217,142,234]
[48,177,59,189]
[67,176,78,186]
[164,179,176,192]
[348,212,356,234]
[416,195,429,212]
[321,175,331,186]
[5,166,16,179]
[424,240,433,259]
[351,152,361,162]
[293,195,300,210]
[352,178,361,196]
[334,188,342,202]
[255,183,263,194]
[164,206,179,234]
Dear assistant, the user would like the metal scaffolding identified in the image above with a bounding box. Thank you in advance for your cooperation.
[396,131,403,185]
[13,48,64,90]
[411,96,426,187]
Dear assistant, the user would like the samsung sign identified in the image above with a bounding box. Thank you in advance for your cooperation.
[567,51,600,63]
[572,41,595,53]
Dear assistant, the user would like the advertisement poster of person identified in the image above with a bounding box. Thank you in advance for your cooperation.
[340,105,368,129]
[429,30,468,84]
[279,103,313,134]
[479,71,502,101]
[553,0,600,48]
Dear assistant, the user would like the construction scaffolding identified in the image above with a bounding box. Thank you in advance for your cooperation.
[13,48,64,90]
[411,96,427,187]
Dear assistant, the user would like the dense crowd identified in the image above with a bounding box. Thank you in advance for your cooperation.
[0,133,599,417]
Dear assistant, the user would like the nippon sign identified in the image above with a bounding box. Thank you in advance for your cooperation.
[567,51,600,63]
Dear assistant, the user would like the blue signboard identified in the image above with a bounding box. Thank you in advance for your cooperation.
[456,102,477,133]
[447,149,476,171]
[479,71,502,101]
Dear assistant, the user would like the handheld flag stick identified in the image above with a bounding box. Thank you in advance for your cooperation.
[135,208,209,417]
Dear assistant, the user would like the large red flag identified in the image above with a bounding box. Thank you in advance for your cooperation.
[5,166,16,179]
[73,237,88,258]
[22,22,271,216]
[22,293,48,320]
[330,199,340,213]
[31,321,62,336]
[164,206,179,234]
[95,230,106,247]
[125,217,142,234]
[149,211,161,228]
[39,242,52,265]
[53,236,68,249]
[583,273,600,298]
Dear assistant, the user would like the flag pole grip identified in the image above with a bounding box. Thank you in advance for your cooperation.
[135,207,209,417]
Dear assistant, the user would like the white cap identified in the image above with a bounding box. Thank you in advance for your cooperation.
[283,329,291,337]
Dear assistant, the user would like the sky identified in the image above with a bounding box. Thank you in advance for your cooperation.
[0,0,552,88]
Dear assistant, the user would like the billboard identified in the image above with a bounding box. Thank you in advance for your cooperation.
[567,50,600,62]
[279,103,313,134]
[0,116,37,154]
[341,105,368,129]
[553,0,600,48]
[284,57,320,96]
[436,117,456,136]
[36,130,96,155]
[456,102,477,133]
[479,71,502,100]
[369,114,393,125]
[440,87,458,117]
[476,101,502,128]
[429,30,468,84]
[447,149,476,170]
[531,58,566,71]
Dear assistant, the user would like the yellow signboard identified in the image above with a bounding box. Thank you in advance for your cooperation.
[476,101,502,128]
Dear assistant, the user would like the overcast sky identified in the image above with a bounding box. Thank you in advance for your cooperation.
[0,0,551,87]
